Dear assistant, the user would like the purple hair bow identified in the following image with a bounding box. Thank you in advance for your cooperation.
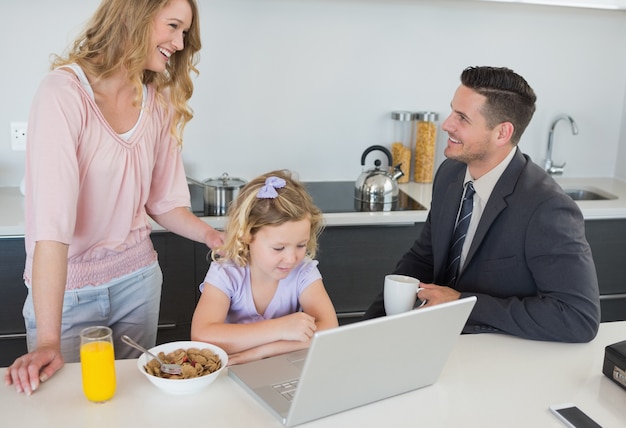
[257,176,286,199]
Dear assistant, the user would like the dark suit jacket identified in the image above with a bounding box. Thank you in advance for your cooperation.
[363,148,601,343]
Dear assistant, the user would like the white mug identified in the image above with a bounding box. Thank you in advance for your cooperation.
[384,274,422,315]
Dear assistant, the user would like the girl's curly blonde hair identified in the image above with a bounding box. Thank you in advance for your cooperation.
[217,170,324,266]
[51,0,201,146]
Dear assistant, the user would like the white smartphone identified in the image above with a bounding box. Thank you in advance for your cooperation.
[549,403,602,428]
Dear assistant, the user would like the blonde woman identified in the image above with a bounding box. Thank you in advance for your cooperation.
[191,170,338,366]
[5,0,222,395]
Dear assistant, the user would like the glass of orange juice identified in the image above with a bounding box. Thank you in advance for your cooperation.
[80,326,116,403]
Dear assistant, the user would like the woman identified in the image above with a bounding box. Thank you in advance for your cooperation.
[5,0,221,395]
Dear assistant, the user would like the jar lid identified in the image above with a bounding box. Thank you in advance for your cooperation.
[203,172,247,189]
[391,111,414,121]
[415,111,439,122]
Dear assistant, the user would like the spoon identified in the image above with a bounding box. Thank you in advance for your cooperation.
[121,335,182,375]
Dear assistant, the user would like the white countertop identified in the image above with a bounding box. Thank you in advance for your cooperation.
[3,176,626,236]
[2,321,625,427]
[0,186,26,237]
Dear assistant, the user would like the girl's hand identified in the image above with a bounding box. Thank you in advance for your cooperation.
[278,312,316,342]
[228,348,261,366]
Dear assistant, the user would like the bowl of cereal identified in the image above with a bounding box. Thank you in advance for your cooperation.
[136,341,228,395]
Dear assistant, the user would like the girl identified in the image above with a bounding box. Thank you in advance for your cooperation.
[191,170,338,365]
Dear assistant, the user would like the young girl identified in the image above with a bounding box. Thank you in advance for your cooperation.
[191,170,338,365]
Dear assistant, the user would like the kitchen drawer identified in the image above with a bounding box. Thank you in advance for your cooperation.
[600,294,626,322]
[585,219,626,295]
[156,323,192,346]
[0,237,27,366]
[0,335,27,367]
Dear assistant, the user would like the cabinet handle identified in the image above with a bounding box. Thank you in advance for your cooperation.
[0,333,27,340]
[337,311,365,319]
[0,325,188,338]
[600,293,626,300]
[0,325,183,338]
[157,323,177,330]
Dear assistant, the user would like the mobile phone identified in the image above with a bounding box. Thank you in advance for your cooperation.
[549,403,602,428]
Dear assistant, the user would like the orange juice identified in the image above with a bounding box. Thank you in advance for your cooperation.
[80,340,116,402]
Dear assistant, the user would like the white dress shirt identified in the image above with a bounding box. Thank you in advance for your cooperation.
[459,147,517,271]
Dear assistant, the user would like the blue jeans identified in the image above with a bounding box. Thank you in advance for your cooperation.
[23,261,163,363]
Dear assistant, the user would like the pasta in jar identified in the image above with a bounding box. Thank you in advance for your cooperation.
[414,112,439,183]
[390,111,414,183]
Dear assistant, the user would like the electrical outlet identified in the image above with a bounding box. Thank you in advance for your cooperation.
[10,122,27,151]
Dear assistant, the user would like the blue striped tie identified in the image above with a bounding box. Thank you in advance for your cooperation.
[444,182,475,286]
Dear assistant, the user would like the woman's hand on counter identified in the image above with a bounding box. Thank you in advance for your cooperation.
[4,345,64,395]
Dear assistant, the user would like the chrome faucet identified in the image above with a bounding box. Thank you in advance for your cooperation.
[544,115,578,175]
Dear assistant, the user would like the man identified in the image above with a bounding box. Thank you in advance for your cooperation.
[363,66,600,343]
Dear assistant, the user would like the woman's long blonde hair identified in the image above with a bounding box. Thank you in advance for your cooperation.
[217,170,325,267]
[51,0,201,145]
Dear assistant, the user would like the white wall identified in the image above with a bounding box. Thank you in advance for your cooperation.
[617,79,626,179]
[1,0,625,186]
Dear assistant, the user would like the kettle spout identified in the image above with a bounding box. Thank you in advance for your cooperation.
[391,164,404,181]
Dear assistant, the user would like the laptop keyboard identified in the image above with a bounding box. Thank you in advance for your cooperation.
[272,379,299,401]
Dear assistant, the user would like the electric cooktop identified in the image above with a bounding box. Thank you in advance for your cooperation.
[303,181,426,213]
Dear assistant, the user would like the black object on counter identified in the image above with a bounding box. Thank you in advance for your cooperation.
[603,339,626,391]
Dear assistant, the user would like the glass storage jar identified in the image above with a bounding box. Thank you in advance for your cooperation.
[390,111,414,184]
[413,111,439,183]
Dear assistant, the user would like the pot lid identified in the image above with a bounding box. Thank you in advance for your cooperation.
[203,172,246,189]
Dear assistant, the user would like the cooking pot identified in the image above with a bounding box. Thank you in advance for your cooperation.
[354,145,404,210]
[187,172,246,216]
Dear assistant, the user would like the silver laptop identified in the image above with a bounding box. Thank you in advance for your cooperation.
[228,296,476,426]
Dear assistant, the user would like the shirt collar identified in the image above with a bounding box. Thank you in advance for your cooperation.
[463,146,517,202]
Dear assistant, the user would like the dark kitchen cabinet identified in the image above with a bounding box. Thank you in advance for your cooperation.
[2,218,626,366]
[0,238,28,367]
[316,219,626,324]
[584,219,626,322]
[0,233,202,366]
[151,232,198,345]
[191,220,626,324]
[316,223,424,324]
[191,223,426,326]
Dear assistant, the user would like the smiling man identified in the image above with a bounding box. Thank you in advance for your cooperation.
[363,66,600,343]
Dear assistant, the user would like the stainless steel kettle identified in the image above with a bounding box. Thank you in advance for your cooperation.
[354,145,404,210]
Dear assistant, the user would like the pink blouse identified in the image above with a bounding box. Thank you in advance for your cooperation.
[23,69,190,289]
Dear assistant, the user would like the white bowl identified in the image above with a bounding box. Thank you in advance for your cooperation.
[136,341,228,395]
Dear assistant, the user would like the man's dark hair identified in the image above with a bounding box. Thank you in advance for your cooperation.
[461,66,537,145]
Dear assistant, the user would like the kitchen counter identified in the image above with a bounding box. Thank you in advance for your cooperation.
[0,186,25,237]
[2,321,625,427]
[3,176,626,236]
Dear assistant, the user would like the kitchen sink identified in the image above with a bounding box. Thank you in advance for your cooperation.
[563,188,617,201]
